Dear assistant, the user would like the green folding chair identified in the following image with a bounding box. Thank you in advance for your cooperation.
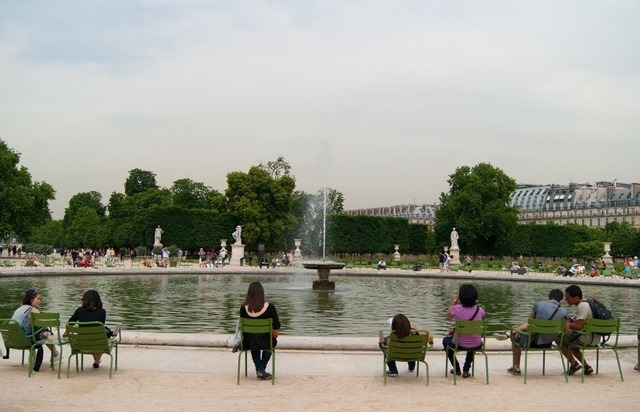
[514,318,567,384]
[566,317,623,383]
[236,318,275,385]
[66,321,119,379]
[380,331,430,385]
[0,319,39,376]
[444,319,489,385]
[31,312,67,379]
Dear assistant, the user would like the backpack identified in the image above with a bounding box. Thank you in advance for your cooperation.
[586,299,614,342]
[586,299,614,320]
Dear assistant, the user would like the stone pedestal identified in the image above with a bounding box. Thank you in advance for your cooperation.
[450,247,461,264]
[230,243,245,266]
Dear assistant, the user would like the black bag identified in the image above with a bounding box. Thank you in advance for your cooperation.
[586,299,614,342]
[586,299,614,320]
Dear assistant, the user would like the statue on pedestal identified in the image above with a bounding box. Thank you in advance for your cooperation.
[154,225,163,246]
[450,228,459,249]
[232,225,242,245]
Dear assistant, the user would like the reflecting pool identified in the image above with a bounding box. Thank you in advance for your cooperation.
[1,273,638,336]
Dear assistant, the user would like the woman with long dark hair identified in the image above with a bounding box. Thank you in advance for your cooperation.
[68,289,119,368]
[240,282,281,380]
[11,289,59,371]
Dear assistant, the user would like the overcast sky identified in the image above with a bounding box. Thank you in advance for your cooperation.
[1,0,638,220]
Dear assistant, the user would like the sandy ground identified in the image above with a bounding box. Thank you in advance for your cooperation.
[1,344,638,412]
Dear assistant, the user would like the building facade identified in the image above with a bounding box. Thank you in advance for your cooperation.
[344,181,640,230]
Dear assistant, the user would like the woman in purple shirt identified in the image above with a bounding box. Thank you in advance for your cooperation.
[442,284,485,378]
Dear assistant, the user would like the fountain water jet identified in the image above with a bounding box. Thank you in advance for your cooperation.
[303,138,345,290]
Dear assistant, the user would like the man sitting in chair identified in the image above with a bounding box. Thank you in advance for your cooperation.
[494,288,566,375]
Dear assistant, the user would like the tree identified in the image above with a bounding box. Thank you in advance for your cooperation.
[0,138,55,238]
[169,178,223,210]
[225,158,297,249]
[573,240,605,262]
[65,206,106,247]
[29,219,64,248]
[63,191,106,228]
[606,222,640,258]
[434,163,518,255]
[124,168,159,197]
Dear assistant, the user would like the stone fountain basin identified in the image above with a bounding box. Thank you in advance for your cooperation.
[302,261,346,270]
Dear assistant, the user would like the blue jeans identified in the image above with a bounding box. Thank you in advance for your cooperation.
[251,350,272,373]
[442,336,482,374]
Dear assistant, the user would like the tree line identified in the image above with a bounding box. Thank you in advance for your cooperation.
[1,138,638,260]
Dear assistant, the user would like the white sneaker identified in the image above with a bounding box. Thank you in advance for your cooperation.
[493,331,510,341]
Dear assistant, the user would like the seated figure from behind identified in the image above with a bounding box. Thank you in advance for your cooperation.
[377,259,387,270]
[379,313,433,377]
[442,284,485,379]
[496,288,566,375]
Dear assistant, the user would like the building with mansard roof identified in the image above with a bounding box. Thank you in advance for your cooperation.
[343,181,640,230]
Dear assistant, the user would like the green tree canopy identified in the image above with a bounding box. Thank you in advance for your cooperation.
[435,163,518,255]
[169,178,224,210]
[124,168,159,197]
[63,191,106,228]
[225,158,297,249]
[0,138,55,238]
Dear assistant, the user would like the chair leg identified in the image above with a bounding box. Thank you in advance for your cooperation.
[271,350,275,386]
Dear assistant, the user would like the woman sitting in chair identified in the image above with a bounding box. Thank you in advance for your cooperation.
[240,282,281,380]
[11,289,59,371]
[68,290,120,369]
[442,284,485,379]
[379,313,433,377]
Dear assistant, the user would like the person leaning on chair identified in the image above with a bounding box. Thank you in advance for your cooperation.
[10,289,59,371]
[559,284,597,376]
[442,284,485,379]
[495,288,566,375]
[67,289,120,369]
[379,314,434,377]
[240,282,281,380]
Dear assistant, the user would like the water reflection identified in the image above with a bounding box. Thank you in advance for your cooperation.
[0,274,638,336]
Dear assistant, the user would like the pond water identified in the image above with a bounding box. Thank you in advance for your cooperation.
[1,273,638,336]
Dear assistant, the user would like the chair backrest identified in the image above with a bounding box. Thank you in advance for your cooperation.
[31,312,61,329]
[239,318,273,350]
[527,317,564,335]
[66,321,110,354]
[0,319,33,349]
[454,319,487,348]
[525,317,564,346]
[584,317,620,345]
[386,332,429,363]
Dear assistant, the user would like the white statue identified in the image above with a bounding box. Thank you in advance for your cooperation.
[232,225,242,245]
[450,227,459,249]
[154,225,163,245]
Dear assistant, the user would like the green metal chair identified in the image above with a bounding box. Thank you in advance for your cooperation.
[514,318,567,384]
[566,317,623,383]
[65,321,120,379]
[236,318,275,385]
[31,312,67,379]
[444,319,489,385]
[380,331,430,385]
[0,319,39,376]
